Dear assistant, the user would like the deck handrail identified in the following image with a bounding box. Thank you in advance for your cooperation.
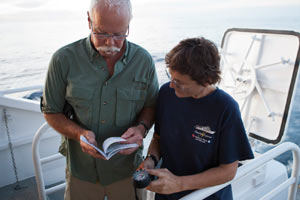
[180,142,300,200]
[32,122,65,200]
[0,85,43,95]
[32,123,300,200]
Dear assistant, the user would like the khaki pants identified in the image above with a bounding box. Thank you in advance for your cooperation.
[64,170,146,200]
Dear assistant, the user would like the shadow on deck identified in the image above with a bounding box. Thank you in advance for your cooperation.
[0,177,64,200]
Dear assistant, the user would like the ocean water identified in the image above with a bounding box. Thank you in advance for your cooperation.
[1,2,300,171]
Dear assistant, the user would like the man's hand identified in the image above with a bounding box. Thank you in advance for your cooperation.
[44,113,107,159]
[146,168,183,194]
[119,125,144,155]
[80,130,106,160]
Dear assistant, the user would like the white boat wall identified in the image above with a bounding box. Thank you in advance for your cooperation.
[0,28,300,200]
[0,86,65,189]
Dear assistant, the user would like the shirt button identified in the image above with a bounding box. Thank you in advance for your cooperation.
[101,66,105,71]
[101,120,106,124]
[103,101,107,105]
[104,81,108,86]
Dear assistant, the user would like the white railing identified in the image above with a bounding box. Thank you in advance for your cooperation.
[32,122,65,200]
[0,85,43,96]
[32,122,300,200]
[180,142,300,200]
[0,85,42,112]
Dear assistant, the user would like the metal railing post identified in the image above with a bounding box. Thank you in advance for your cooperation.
[32,122,49,200]
[288,144,300,199]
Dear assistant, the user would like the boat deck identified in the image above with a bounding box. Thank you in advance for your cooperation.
[0,178,64,200]
[0,177,156,200]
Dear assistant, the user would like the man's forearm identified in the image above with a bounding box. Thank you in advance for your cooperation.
[44,113,87,141]
[147,133,161,162]
[137,107,155,128]
[135,107,155,137]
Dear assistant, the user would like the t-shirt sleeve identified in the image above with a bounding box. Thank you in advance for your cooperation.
[42,52,68,113]
[218,101,254,164]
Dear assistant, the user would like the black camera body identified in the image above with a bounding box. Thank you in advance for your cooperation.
[132,169,154,188]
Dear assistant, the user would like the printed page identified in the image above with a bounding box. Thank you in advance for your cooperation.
[103,137,138,157]
[80,135,107,159]
[102,137,126,152]
[106,143,139,159]
[80,135,138,160]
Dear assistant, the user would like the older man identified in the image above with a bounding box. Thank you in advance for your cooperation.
[42,0,159,199]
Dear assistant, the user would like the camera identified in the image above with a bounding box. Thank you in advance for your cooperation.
[132,169,153,188]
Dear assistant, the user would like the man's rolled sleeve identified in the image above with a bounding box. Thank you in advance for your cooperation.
[42,52,68,114]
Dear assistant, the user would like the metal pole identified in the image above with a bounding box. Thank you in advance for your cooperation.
[32,122,49,200]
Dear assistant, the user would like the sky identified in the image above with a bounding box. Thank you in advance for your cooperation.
[1,0,300,10]
[1,0,300,22]
[0,0,299,91]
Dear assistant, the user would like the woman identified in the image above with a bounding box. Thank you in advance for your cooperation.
[139,37,254,200]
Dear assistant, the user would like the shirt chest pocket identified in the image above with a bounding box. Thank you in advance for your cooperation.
[66,87,94,126]
[116,88,146,127]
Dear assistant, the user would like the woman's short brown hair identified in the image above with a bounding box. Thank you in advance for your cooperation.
[165,37,221,86]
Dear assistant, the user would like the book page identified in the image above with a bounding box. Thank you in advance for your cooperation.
[103,137,138,154]
[106,143,139,159]
[80,135,107,158]
[102,137,126,152]
[80,135,138,160]
[103,137,138,159]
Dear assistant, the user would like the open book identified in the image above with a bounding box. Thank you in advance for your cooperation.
[80,135,138,160]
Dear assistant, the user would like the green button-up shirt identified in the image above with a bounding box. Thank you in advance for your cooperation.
[42,36,159,185]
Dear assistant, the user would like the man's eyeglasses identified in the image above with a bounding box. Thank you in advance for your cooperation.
[165,69,185,91]
[90,21,129,41]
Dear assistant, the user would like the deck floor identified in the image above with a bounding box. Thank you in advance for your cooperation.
[0,177,64,200]
[0,178,153,200]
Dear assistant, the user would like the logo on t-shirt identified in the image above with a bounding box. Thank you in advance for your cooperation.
[192,125,215,144]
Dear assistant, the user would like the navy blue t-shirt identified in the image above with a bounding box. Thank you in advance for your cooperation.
[155,83,254,200]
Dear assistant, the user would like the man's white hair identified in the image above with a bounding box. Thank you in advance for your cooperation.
[89,0,132,20]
